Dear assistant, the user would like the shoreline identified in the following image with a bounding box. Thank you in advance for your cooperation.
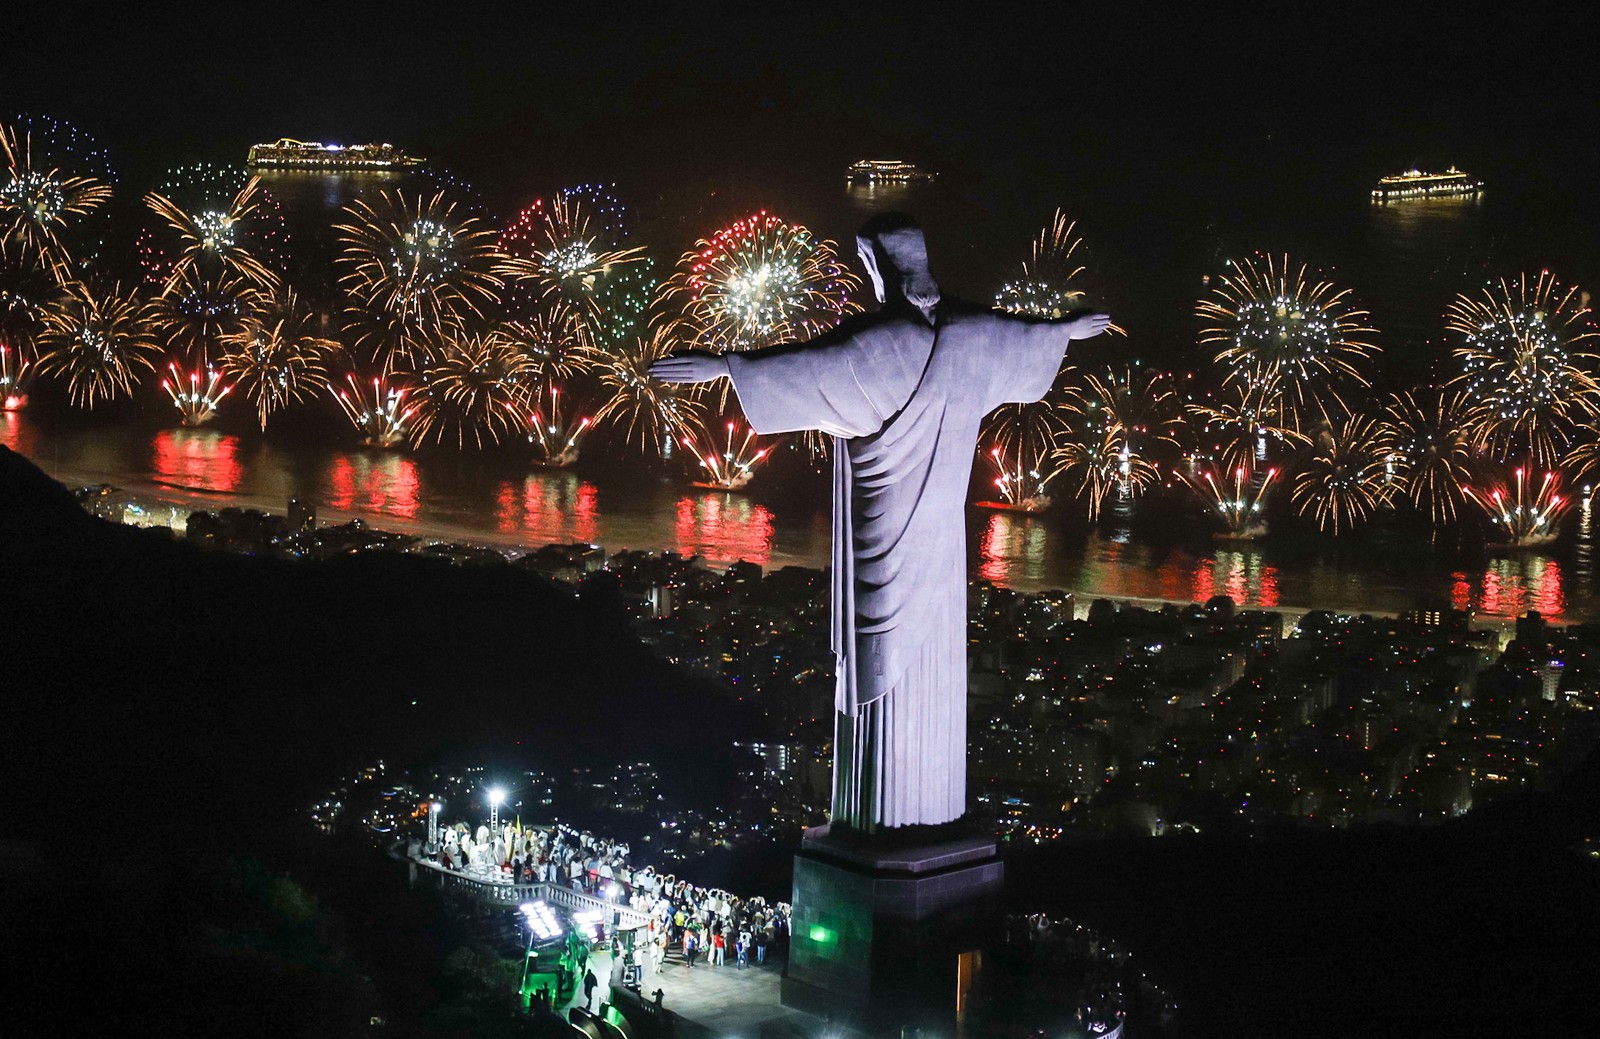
[41,457,1527,639]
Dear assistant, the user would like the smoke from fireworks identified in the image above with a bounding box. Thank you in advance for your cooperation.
[159,360,230,427]
[1291,413,1394,534]
[220,289,337,430]
[0,117,114,284]
[1448,270,1599,466]
[1198,254,1378,430]
[667,211,860,352]
[35,279,161,407]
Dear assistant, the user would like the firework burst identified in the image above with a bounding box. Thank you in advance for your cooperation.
[149,265,260,366]
[1447,270,1599,466]
[336,189,502,361]
[1185,377,1308,472]
[1198,254,1379,430]
[593,323,703,455]
[1560,423,1600,491]
[334,372,418,449]
[1075,364,1184,496]
[681,416,771,491]
[1177,463,1279,540]
[1052,425,1123,521]
[159,360,231,427]
[35,279,161,407]
[143,167,284,292]
[666,210,860,352]
[496,190,645,333]
[502,302,597,381]
[979,394,1075,510]
[1,336,33,410]
[523,381,592,468]
[1291,413,1394,534]
[411,328,529,448]
[0,117,114,284]
[0,237,57,342]
[1463,466,1571,548]
[220,289,336,430]
[1376,388,1477,528]
[996,209,1093,319]
[554,184,655,349]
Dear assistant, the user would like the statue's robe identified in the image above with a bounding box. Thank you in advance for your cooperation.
[727,300,1072,830]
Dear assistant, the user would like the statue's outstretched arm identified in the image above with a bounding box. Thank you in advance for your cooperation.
[649,351,729,384]
[1063,312,1113,339]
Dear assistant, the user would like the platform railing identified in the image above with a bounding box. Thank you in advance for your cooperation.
[408,851,652,928]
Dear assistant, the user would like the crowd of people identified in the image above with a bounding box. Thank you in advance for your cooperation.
[415,819,792,972]
[626,869,789,975]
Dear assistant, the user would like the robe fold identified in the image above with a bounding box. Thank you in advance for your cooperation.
[727,300,1072,830]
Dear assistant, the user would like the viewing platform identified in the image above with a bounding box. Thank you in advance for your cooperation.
[404,848,655,928]
[403,845,814,1037]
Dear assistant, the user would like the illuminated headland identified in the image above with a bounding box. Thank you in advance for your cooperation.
[1371,166,1483,201]
[246,138,426,171]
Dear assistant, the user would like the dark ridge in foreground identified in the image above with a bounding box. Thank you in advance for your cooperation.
[2,443,758,1036]
[7,444,1600,1038]
[0,444,747,836]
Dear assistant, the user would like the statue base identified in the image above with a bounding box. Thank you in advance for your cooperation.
[781,823,1004,1033]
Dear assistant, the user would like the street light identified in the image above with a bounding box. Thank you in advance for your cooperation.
[488,786,506,832]
[427,801,442,854]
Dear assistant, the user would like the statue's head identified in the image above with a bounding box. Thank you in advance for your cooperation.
[856,212,941,320]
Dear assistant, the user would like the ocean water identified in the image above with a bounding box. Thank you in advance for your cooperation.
[9,153,1600,620]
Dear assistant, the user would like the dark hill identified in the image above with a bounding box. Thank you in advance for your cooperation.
[0,445,745,838]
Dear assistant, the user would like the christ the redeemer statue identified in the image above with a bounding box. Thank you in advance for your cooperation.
[652,214,1110,833]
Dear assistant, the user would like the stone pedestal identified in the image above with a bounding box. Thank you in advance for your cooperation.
[781,824,1004,1032]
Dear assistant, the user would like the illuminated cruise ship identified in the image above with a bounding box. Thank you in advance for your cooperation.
[846,159,936,183]
[1371,167,1482,201]
[246,138,426,171]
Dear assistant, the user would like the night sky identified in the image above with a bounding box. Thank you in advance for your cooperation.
[9,4,1597,194]
[9,10,1600,1036]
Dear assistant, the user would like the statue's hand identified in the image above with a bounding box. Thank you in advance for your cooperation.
[647,351,730,384]
[1065,313,1113,340]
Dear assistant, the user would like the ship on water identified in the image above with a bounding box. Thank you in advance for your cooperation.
[1371,166,1482,201]
[246,138,426,171]
[846,158,936,183]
